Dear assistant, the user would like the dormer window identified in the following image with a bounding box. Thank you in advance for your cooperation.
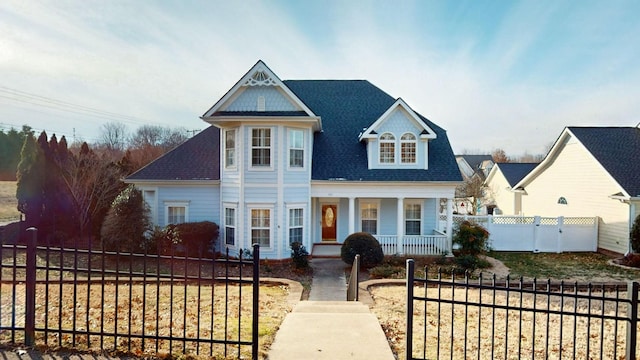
[401,133,416,164]
[379,133,395,163]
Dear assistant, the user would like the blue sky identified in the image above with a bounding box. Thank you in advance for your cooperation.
[1,0,639,156]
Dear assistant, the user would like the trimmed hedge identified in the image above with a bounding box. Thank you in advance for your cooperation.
[341,232,384,268]
[147,221,219,257]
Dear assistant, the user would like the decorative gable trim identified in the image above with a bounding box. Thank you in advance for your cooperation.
[358,98,436,141]
[201,60,321,130]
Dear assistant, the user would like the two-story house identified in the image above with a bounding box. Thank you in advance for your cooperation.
[126,60,462,260]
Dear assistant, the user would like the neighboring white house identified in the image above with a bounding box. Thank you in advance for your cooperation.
[484,163,538,215]
[125,60,463,260]
[513,126,640,255]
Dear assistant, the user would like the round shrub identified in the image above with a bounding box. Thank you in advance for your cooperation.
[453,221,489,256]
[630,214,640,253]
[341,232,384,268]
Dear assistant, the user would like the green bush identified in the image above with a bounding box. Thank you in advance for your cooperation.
[100,185,151,253]
[148,221,219,257]
[340,232,384,268]
[290,242,309,269]
[630,214,640,253]
[453,221,489,256]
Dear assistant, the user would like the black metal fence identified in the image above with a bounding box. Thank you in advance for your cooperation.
[406,259,640,360]
[0,228,260,359]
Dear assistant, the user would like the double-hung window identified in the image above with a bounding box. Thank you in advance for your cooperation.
[379,133,395,164]
[361,203,378,234]
[405,203,421,235]
[289,129,304,168]
[251,209,271,247]
[401,133,416,164]
[289,208,303,244]
[225,129,236,168]
[224,207,236,246]
[251,128,271,167]
[165,201,189,225]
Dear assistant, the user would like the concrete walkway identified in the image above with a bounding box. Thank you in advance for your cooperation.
[267,259,395,360]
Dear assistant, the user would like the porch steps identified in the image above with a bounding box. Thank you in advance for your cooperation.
[311,242,341,258]
[267,301,395,360]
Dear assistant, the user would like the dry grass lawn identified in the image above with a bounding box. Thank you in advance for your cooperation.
[370,284,639,360]
[1,282,291,359]
[0,181,19,223]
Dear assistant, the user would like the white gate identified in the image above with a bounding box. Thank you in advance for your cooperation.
[440,215,598,252]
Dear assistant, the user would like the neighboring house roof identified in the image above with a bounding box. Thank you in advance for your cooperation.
[458,155,493,171]
[514,126,640,198]
[455,154,494,180]
[284,80,461,182]
[568,127,640,197]
[126,126,220,181]
[496,163,538,187]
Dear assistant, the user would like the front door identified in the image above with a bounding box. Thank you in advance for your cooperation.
[321,204,337,241]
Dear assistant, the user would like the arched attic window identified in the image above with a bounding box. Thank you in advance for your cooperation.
[557,197,568,205]
[379,133,395,163]
[400,133,416,164]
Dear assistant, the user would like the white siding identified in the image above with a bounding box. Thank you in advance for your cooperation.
[520,140,629,254]
[487,168,519,215]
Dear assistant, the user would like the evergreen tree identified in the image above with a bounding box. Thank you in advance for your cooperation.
[101,185,150,252]
[16,133,45,228]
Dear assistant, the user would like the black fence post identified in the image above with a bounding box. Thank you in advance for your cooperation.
[406,259,415,360]
[627,281,639,360]
[25,227,37,346]
[252,243,260,360]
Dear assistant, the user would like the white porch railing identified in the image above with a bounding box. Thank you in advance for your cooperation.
[375,233,449,256]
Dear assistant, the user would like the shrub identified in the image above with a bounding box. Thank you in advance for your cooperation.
[369,264,405,279]
[147,221,219,257]
[100,185,150,252]
[340,232,384,268]
[290,242,309,269]
[630,214,640,253]
[453,221,490,256]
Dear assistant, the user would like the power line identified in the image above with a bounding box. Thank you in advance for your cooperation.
[0,86,159,126]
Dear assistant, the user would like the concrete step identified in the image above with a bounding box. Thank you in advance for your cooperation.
[294,301,370,313]
[311,243,341,258]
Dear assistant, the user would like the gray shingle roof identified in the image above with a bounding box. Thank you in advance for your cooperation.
[285,80,461,182]
[127,80,461,183]
[569,127,640,197]
[458,155,493,171]
[496,163,538,187]
[126,125,220,181]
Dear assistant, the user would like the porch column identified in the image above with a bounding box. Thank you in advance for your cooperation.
[348,197,356,235]
[446,198,454,257]
[397,197,404,255]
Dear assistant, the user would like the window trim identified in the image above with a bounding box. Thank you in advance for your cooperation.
[224,205,237,247]
[360,200,380,235]
[224,129,237,169]
[379,132,396,164]
[288,128,305,170]
[400,132,417,164]
[250,207,273,249]
[164,201,189,225]
[287,206,304,245]
[250,127,273,170]
[404,201,422,236]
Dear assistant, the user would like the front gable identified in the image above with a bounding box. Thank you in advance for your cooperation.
[202,60,321,131]
[359,98,436,170]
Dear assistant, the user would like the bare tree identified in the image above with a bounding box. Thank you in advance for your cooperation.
[455,175,493,215]
[492,148,509,163]
[99,122,128,155]
[130,125,188,150]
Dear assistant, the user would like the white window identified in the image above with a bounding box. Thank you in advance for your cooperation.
[289,208,304,244]
[224,129,236,168]
[165,201,189,225]
[289,129,304,168]
[405,203,421,235]
[361,202,378,234]
[379,133,395,164]
[401,133,416,164]
[224,207,236,246]
[251,128,271,167]
[251,209,271,247]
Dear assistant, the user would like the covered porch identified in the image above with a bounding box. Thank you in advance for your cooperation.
[309,182,456,256]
